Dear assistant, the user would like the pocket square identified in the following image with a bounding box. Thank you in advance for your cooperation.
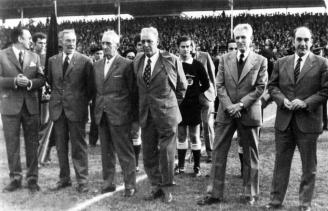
[29,62,36,67]
[113,75,123,78]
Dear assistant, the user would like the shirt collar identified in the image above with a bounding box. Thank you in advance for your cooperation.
[105,54,117,64]
[295,52,310,62]
[237,49,250,61]
[12,46,24,59]
[63,52,74,62]
[146,51,159,63]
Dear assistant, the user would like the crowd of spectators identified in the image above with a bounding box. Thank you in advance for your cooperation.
[1,12,328,58]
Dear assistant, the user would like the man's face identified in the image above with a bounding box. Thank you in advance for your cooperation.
[62,32,76,54]
[294,28,312,57]
[19,29,32,50]
[136,42,143,52]
[179,40,191,58]
[101,34,118,59]
[94,50,104,61]
[227,42,237,52]
[126,52,136,60]
[234,29,252,53]
[141,32,158,57]
[34,38,47,54]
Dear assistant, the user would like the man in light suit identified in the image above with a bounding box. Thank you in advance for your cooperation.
[93,30,137,196]
[0,27,45,193]
[47,29,94,193]
[192,41,216,162]
[265,27,328,211]
[197,23,268,206]
[133,27,187,203]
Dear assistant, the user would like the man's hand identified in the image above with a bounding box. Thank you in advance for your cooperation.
[232,111,242,119]
[283,98,293,110]
[291,99,307,110]
[226,103,243,117]
[16,74,30,87]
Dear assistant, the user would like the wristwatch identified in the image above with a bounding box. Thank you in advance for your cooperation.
[239,102,244,108]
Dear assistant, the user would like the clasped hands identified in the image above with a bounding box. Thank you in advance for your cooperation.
[226,103,243,119]
[283,98,307,110]
[15,74,31,88]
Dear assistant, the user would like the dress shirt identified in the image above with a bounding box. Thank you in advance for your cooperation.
[104,55,116,77]
[237,49,250,62]
[143,51,160,76]
[294,52,310,72]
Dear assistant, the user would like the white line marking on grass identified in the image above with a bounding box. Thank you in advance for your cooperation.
[67,174,148,211]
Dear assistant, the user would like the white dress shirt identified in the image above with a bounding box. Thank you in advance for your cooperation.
[294,52,310,72]
[237,49,250,62]
[143,51,160,76]
[104,55,116,77]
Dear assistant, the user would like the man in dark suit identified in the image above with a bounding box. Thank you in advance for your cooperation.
[133,27,187,203]
[0,27,45,193]
[192,41,216,162]
[93,30,137,196]
[265,27,328,211]
[47,29,94,193]
[197,23,268,206]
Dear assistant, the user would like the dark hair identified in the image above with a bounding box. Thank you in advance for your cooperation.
[123,49,137,58]
[177,36,191,47]
[90,45,103,54]
[134,34,141,46]
[227,39,236,45]
[10,27,29,43]
[265,39,274,49]
[32,32,47,43]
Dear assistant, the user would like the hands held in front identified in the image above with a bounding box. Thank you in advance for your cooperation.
[226,103,243,118]
[16,74,31,88]
[283,98,307,110]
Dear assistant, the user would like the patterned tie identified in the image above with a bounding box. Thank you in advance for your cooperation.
[19,51,24,69]
[294,57,302,82]
[143,58,151,87]
[63,55,69,77]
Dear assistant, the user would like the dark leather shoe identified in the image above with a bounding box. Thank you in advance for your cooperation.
[123,188,136,197]
[3,180,22,192]
[144,188,164,201]
[299,206,311,211]
[27,180,40,193]
[197,196,221,206]
[264,203,284,210]
[101,186,116,194]
[51,181,72,191]
[76,184,88,193]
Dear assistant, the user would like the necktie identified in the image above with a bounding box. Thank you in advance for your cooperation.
[143,58,151,87]
[63,55,69,76]
[238,53,244,78]
[19,51,23,69]
[294,57,302,82]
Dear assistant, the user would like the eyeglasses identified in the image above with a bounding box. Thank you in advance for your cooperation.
[228,47,238,50]
[296,37,310,42]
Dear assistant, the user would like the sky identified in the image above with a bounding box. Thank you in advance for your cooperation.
[0,6,327,28]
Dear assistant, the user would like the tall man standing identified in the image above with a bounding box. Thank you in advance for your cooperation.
[192,41,216,162]
[93,30,137,196]
[47,29,94,193]
[197,23,268,206]
[0,27,45,192]
[265,27,328,211]
[133,27,187,203]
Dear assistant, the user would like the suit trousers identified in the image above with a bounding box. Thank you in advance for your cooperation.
[98,114,136,190]
[2,103,39,182]
[88,102,98,145]
[141,114,177,191]
[209,120,260,199]
[269,117,319,207]
[53,111,88,184]
[200,96,215,156]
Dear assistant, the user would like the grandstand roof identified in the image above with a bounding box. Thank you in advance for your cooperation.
[0,0,325,19]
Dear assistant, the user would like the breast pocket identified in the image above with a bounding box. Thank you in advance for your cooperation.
[111,75,125,91]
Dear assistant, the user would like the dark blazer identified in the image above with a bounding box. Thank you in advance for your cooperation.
[133,51,187,128]
[47,52,94,122]
[269,52,328,133]
[0,47,45,115]
[216,51,268,126]
[93,55,138,125]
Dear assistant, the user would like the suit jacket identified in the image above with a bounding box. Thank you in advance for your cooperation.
[194,51,216,102]
[216,51,268,126]
[93,55,138,126]
[47,51,94,122]
[133,51,188,128]
[0,47,45,115]
[268,52,328,133]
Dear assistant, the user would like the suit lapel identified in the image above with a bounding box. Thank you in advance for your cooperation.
[296,53,314,83]
[104,55,120,81]
[227,52,238,84]
[64,52,77,77]
[150,54,163,81]
[7,48,22,72]
[287,55,295,84]
[137,55,146,87]
[22,51,31,72]
[238,51,256,83]
[56,52,63,78]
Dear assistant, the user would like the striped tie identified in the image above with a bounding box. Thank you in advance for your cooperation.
[294,57,302,82]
